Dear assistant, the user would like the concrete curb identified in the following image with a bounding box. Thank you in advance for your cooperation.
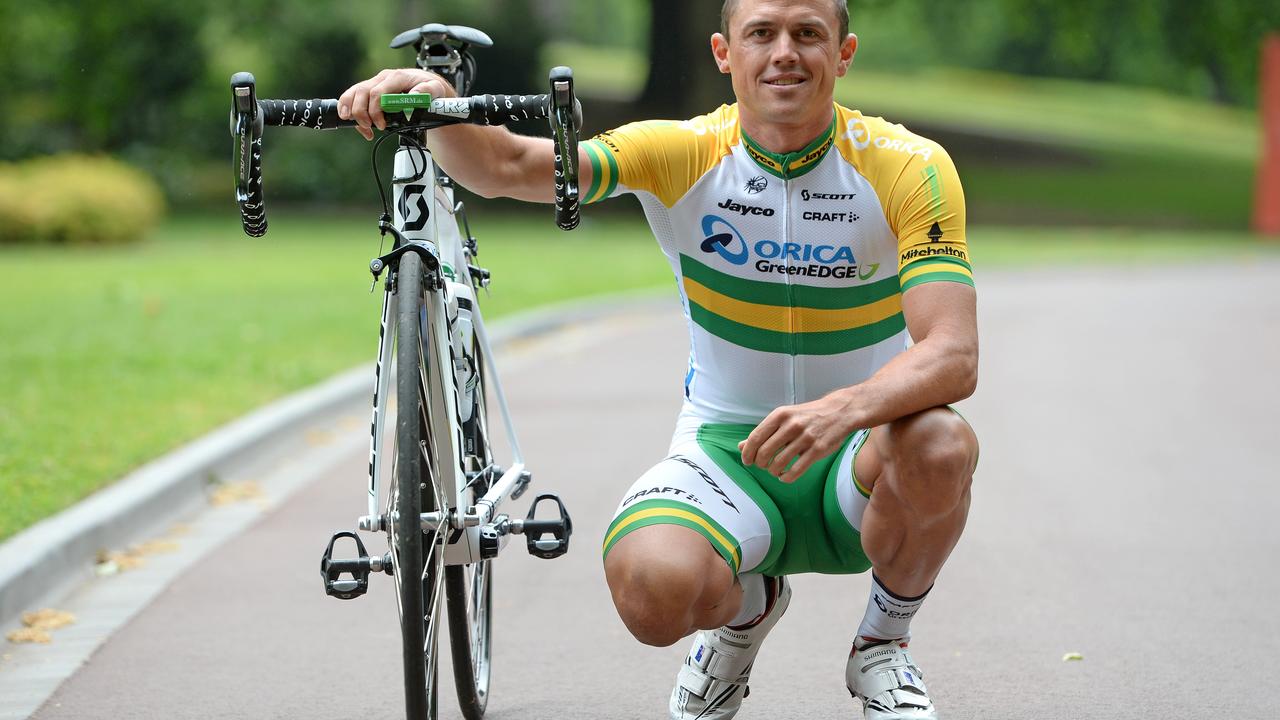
[0,290,669,628]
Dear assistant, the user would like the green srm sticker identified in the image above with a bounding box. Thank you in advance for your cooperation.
[380,93,435,111]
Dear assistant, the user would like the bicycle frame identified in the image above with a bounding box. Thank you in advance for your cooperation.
[363,141,529,566]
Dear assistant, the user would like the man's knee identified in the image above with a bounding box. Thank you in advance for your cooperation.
[604,525,734,647]
[882,408,977,511]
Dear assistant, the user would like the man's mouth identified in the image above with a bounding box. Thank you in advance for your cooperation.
[764,77,806,87]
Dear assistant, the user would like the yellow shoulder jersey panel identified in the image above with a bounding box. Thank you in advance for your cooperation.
[580,105,739,208]
[833,106,972,292]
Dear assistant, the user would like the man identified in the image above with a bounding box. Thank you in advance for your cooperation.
[340,1,978,717]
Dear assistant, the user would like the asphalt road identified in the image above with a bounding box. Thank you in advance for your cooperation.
[15,261,1280,719]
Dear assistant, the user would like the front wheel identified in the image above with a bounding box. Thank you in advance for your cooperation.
[389,250,446,720]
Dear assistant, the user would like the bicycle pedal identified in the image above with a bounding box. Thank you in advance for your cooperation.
[522,494,573,559]
[320,531,389,599]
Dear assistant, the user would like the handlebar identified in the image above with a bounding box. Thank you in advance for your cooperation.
[229,68,582,237]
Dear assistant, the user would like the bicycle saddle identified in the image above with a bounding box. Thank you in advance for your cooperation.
[390,23,493,52]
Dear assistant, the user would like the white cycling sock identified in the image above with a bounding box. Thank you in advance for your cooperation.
[726,573,767,628]
[856,574,930,642]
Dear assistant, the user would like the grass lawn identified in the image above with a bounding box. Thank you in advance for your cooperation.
[0,211,670,542]
[2,212,1277,542]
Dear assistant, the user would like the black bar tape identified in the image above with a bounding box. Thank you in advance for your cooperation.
[468,94,549,125]
[259,99,353,129]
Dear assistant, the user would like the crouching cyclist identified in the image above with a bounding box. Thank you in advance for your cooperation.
[340,0,979,716]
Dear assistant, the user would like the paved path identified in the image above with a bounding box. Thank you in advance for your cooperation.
[10,262,1280,719]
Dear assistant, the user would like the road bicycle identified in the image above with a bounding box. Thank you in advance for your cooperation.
[229,23,578,720]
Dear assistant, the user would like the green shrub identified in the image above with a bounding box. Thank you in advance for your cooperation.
[0,155,166,245]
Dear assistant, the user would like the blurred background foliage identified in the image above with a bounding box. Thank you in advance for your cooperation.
[3,0,1279,540]
[0,0,1277,230]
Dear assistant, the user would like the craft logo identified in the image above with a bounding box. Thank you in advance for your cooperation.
[802,210,859,223]
[745,176,768,194]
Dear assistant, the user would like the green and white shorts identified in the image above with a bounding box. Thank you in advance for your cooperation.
[603,408,875,577]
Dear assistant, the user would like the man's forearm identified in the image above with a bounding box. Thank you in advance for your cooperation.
[833,333,978,431]
[425,124,551,202]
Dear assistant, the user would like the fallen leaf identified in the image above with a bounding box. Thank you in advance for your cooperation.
[95,549,145,572]
[131,539,180,556]
[22,609,76,631]
[7,628,52,644]
[1062,652,1084,662]
[209,480,264,507]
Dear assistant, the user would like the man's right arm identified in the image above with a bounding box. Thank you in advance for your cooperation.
[338,68,589,203]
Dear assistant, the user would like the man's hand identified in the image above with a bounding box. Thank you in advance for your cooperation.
[337,69,457,141]
[738,393,858,483]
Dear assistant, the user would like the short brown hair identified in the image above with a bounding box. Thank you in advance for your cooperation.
[720,0,850,40]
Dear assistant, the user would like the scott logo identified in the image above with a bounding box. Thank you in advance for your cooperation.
[801,189,857,201]
[717,198,775,217]
[398,184,430,232]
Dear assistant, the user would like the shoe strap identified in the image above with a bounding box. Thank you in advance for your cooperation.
[677,645,750,698]
[851,651,929,707]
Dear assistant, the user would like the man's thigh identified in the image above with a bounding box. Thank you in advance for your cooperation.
[603,444,777,577]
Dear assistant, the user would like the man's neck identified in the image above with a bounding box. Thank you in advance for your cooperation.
[737,105,835,154]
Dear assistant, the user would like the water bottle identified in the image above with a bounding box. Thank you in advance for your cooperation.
[445,280,477,423]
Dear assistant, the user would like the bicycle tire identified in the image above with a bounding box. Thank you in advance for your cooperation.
[390,250,444,720]
[448,337,494,720]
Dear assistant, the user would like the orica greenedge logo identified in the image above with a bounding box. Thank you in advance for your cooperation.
[699,214,875,280]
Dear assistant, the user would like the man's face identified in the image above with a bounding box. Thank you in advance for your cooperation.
[712,0,857,131]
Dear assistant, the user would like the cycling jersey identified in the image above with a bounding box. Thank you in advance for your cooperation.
[581,103,972,425]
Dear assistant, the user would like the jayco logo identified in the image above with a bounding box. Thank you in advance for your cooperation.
[717,198,775,217]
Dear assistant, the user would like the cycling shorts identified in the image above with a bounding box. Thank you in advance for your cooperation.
[603,408,875,577]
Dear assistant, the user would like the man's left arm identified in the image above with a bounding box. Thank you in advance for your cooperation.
[739,282,977,481]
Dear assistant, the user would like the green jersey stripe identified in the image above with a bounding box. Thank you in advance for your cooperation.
[583,141,605,203]
[900,271,976,293]
[679,254,900,309]
[689,301,907,356]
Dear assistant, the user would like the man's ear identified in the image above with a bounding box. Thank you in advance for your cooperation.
[711,33,732,75]
[836,33,858,78]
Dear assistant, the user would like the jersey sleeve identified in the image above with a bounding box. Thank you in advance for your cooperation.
[580,112,732,208]
[889,145,973,293]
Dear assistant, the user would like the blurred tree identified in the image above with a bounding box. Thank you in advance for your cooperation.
[903,0,1280,105]
[638,0,732,118]
[60,0,210,151]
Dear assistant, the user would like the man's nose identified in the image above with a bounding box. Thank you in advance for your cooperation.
[771,34,800,63]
